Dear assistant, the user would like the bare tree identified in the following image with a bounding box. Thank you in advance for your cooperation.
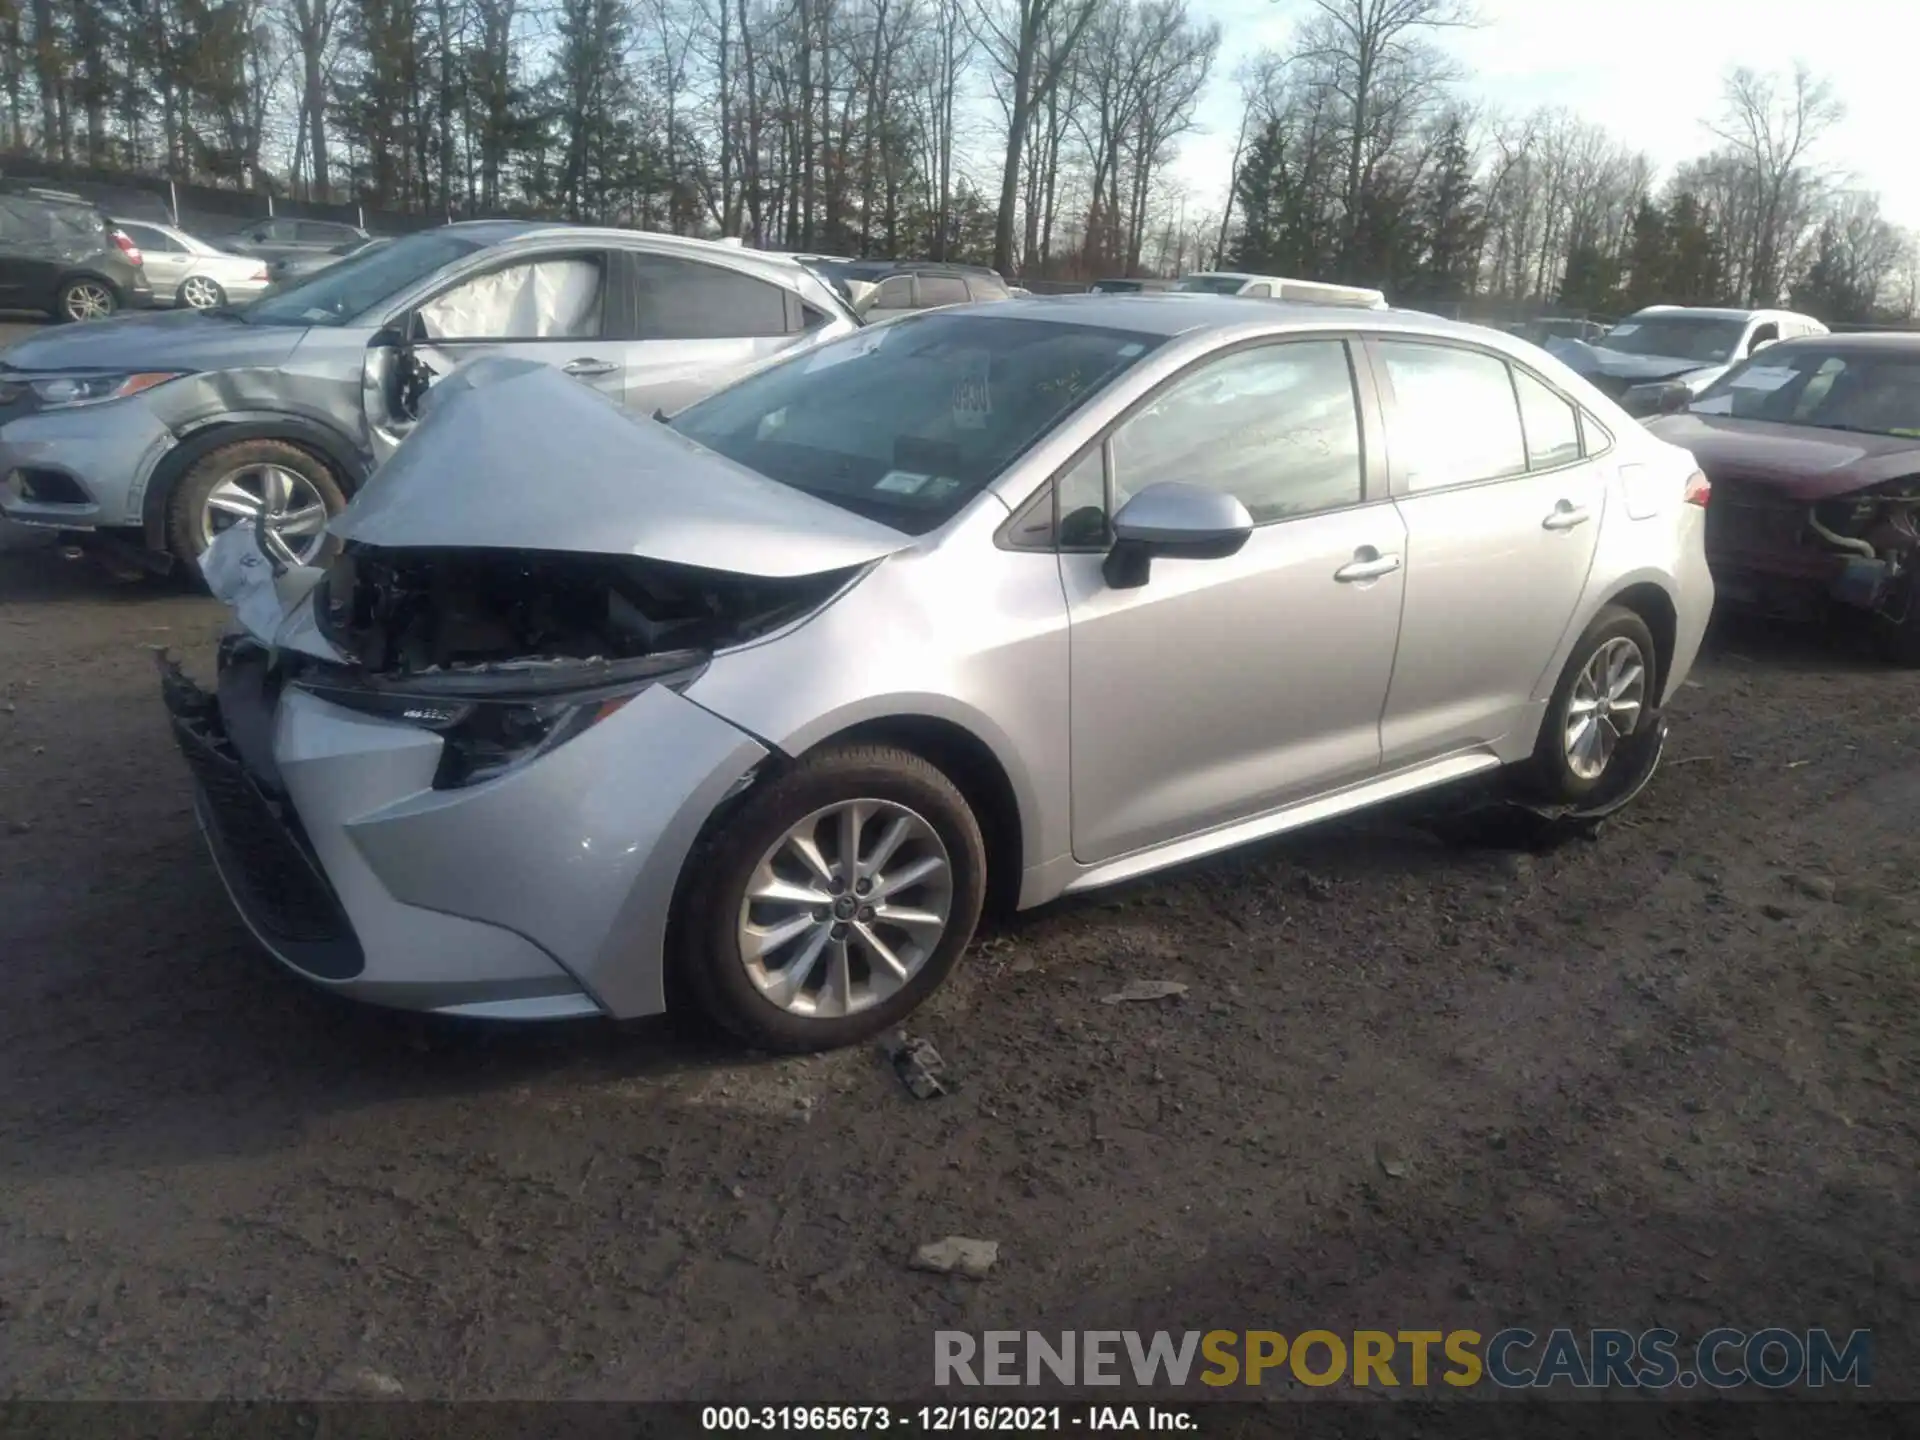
[973,0,1100,273]
[1294,0,1470,257]
[1707,62,1843,304]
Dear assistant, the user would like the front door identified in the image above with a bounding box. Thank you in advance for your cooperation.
[1061,337,1407,865]
[364,249,623,462]
[1368,338,1606,768]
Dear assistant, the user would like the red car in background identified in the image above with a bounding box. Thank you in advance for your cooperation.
[1644,333,1920,663]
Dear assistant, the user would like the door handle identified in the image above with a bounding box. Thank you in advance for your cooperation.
[563,357,618,377]
[1543,502,1592,531]
[1334,548,1402,583]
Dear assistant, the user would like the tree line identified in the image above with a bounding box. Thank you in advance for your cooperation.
[1226,1,1916,323]
[2,0,1915,319]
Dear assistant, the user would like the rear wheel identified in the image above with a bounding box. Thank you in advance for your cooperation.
[676,744,988,1053]
[178,275,226,310]
[57,277,118,322]
[1526,605,1657,804]
[164,438,347,570]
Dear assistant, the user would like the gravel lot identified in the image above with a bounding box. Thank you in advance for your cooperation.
[0,315,1915,1401]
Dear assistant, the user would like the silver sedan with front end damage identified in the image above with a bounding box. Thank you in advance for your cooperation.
[161,296,1714,1051]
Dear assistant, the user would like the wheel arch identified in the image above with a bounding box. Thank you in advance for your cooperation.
[1603,580,1679,704]
[138,415,369,555]
[54,269,127,309]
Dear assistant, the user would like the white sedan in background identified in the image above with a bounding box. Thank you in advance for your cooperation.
[111,220,272,310]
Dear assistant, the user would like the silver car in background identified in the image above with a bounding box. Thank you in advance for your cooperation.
[163,296,1712,1051]
[112,220,273,309]
[0,221,858,572]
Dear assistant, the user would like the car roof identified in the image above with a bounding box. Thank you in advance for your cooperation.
[1626,305,1819,324]
[1763,331,1920,355]
[943,291,1508,341]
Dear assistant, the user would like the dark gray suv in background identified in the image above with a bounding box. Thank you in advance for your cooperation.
[0,185,154,320]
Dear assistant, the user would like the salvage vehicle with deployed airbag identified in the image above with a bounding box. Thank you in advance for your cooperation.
[161,296,1713,1051]
[0,221,855,574]
[1644,332,1920,662]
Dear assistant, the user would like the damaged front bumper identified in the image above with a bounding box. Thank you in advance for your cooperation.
[1706,480,1920,619]
[158,624,771,1022]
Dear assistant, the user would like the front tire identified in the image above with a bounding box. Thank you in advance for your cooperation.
[676,744,988,1053]
[164,438,347,570]
[1526,605,1657,804]
[56,277,118,322]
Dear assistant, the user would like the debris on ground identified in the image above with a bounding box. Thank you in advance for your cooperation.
[1099,979,1190,1005]
[1376,1142,1410,1179]
[326,1365,405,1398]
[1788,873,1837,903]
[910,1237,999,1278]
[880,1031,949,1098]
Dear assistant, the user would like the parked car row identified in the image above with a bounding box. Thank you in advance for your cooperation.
[6,218,1911,1055]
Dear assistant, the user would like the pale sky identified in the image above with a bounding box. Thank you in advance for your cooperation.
[1168,0,1916,232]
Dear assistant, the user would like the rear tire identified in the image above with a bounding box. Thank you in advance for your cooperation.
[56,277,118,323]
[1526,605,1657,804]
[178,275,227,310]
[675,744,988,1053]
[1871,572,1920,666]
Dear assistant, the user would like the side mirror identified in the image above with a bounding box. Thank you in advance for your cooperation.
[1655,383,1694,414]
[1102,482,1254,590]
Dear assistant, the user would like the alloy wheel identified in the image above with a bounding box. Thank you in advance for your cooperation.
[737,799,955,1019]
[1564,636,1646,782]
[199,463,331,567]
[179,275,223,309]
[63,281,115,321]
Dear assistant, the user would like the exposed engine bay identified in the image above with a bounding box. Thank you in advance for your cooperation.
[309,542,859,677]
[1806,482,1920,611]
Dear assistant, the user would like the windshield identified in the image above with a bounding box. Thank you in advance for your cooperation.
[242,230,485,327]
[1690,347,1920,437]
[670,312,1164,534]
[1173,275,1248,295]
[1601,315,1746,363]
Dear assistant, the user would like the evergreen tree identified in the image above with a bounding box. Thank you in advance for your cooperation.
[1618,198,1669,311]
[1664,191,1727,305]
[1412,113,1483,299]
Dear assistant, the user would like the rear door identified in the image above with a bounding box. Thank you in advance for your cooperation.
[0,198,70,309]
[121,222,187,301]
[1369,338,1606,769]
[616,249,828,415]
[914,273,971,312]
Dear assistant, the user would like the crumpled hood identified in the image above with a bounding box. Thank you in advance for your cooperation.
[1644,412,1920,500]
[0,306,305,374]
[330,357,915,577]
[1547,337,1719,388]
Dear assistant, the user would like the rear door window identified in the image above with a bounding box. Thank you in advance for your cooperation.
[626,252,791,339]
[965,274,1009,302]
[1375,341,1528,492]
[916,274,969,307]
[121,222,179,252]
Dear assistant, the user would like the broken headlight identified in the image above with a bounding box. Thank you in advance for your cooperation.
[293,653,707,789]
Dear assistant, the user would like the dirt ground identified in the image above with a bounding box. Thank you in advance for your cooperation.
[1,412,1917,1401]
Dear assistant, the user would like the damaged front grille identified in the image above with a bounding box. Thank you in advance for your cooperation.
[160,655,363,977]
[1704,478,1807,556]
[312,543,859,678]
